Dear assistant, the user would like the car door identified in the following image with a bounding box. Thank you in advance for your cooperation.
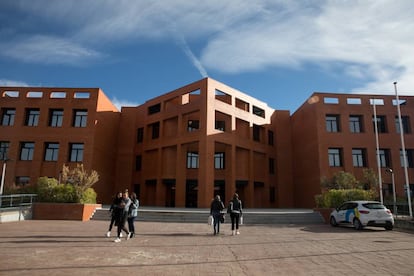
[336,203,352,223]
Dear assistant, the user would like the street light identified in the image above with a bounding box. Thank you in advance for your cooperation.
[0,149,9,208]
[386,168,397,216]
[394,82,413,217]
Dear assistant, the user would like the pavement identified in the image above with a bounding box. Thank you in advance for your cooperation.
[1,220,414,275]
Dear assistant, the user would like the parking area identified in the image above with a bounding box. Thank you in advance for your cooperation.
[1,220,414,275]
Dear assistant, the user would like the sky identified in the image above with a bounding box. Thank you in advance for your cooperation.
[1,0,414,113]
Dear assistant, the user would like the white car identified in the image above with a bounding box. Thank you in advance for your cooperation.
[329,200,394,230]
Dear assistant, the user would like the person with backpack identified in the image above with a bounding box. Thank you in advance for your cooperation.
[228,193,243,235]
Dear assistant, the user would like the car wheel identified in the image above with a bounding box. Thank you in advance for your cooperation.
[330,216,338,226]
[385,223,393,231]
[353,218,363,230]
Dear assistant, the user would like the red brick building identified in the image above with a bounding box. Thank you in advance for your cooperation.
[1,79,413,208]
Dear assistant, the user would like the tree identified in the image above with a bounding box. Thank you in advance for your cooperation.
[321,171,359,190]
[60,164,99,203]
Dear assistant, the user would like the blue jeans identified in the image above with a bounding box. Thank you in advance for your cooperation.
[128,216,136,234]
[213,213,221,234]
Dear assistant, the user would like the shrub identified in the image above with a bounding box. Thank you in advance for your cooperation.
[315,189,376,208]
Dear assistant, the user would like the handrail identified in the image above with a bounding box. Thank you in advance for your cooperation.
[0,194,38,209]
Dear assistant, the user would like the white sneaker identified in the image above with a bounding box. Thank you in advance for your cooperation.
[119,233,123,238]
[114,238,121,243]
[126,232,132,240]
[106,231,111,238]
[236,230,240,235]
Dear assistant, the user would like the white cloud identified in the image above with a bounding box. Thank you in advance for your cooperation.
[111,97,140,111]
[0,35,102,65]
[0,79,30,87]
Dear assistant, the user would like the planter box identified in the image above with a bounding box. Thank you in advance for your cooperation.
[33,203,102,221]
[314,208,334,224]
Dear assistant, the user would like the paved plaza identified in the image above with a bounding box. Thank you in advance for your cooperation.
[1,220,414,275]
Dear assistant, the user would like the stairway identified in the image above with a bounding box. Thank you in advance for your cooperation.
[91,207,325,225]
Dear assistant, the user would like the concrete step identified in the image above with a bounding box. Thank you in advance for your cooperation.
[91,207,325,225]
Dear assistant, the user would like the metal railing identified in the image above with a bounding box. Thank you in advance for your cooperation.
[0,194,37,209]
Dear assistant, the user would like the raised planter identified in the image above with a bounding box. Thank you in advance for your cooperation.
[314,208,334,224]
[33,203,102,221]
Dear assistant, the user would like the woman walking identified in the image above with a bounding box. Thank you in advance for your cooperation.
[127,192,139,237]
[210,195,225,235]
[228,193,242,235]
[114,190,132,242]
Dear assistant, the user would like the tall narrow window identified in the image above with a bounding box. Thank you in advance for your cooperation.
[400,149,414,168]
[49,109,63,127]
[1,108,16,126]
[0,141,10,160]
[25,108,40,126]
[268,130,274,146]
[73,109,88,127]
[214,152,225,169]
[328,148,342,167]
[44,143,59,161]
[269,158,275,174]
[352,148,366,167]
[151,122,160,139]
[395,116,411,134]
[187,152,199,169]
[326,115,340,132]
[373,115,387,133]
[137,127,144,143]
[378,149,390,168]
[20,142,35,161]
[135,155,142,171]
[349,115,363,133]
[69,143,84,162]
[253,124,261,141]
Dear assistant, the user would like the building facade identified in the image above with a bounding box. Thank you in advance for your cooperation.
[1,79,413,208]
[292,93,414,207]
[0,87,120,203]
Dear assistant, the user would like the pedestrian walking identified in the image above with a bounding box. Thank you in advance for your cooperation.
[106,192,122,237]
[210,195,225,235]
[228,193,242,235]
[113,190,133,242]
[127,192,139,237]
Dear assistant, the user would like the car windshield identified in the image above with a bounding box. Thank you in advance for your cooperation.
[363,203,385,209]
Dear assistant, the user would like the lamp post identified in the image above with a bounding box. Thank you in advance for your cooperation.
[372,99,384,204]
[394,82,412,217]
[386,168,397,216]
[0,150,8,208]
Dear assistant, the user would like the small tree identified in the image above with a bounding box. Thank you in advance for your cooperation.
[321,171,359,190]
[61,164,99,203]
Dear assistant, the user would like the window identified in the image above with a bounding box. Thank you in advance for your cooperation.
[253,124,261,141]
[328,148,342,167]
[49,109,63,127]
[151,122,160,139]
[400,149,414,168]
[214,152,225,169]
[0,141,9,160]
[395,116,411,134]
[187,120,199,132]
[20,142,34,161]
[215,121,225,131]
[135,155,142,171]
[187,152,199,169]
[69,143,84,162]
[137,128,144,143]
[15,176,30,186]
[74,92,90,99]
[44,143,59,161]
[1,108,15,126]
[326,115,340,132]
[73,109,88,127]
[349,115,363,133]
[378,149,390,168]
[352,148,367,167]
[373,115,387,133]
[269,158,275,174]
[268,130,274,146]
[253,105,265,118]
[25,108,40,126]
[148,103,161,114]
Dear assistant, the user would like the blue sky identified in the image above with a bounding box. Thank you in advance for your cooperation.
[1,0,413,112]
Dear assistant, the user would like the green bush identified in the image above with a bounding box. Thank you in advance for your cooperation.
[315,189,376,208]
[36,176,96,203]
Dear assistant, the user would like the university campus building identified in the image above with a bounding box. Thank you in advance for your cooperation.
[1,78,413,208]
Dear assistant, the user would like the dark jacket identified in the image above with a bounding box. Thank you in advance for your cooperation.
[228,199,242,214]
[210,199,225,215]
